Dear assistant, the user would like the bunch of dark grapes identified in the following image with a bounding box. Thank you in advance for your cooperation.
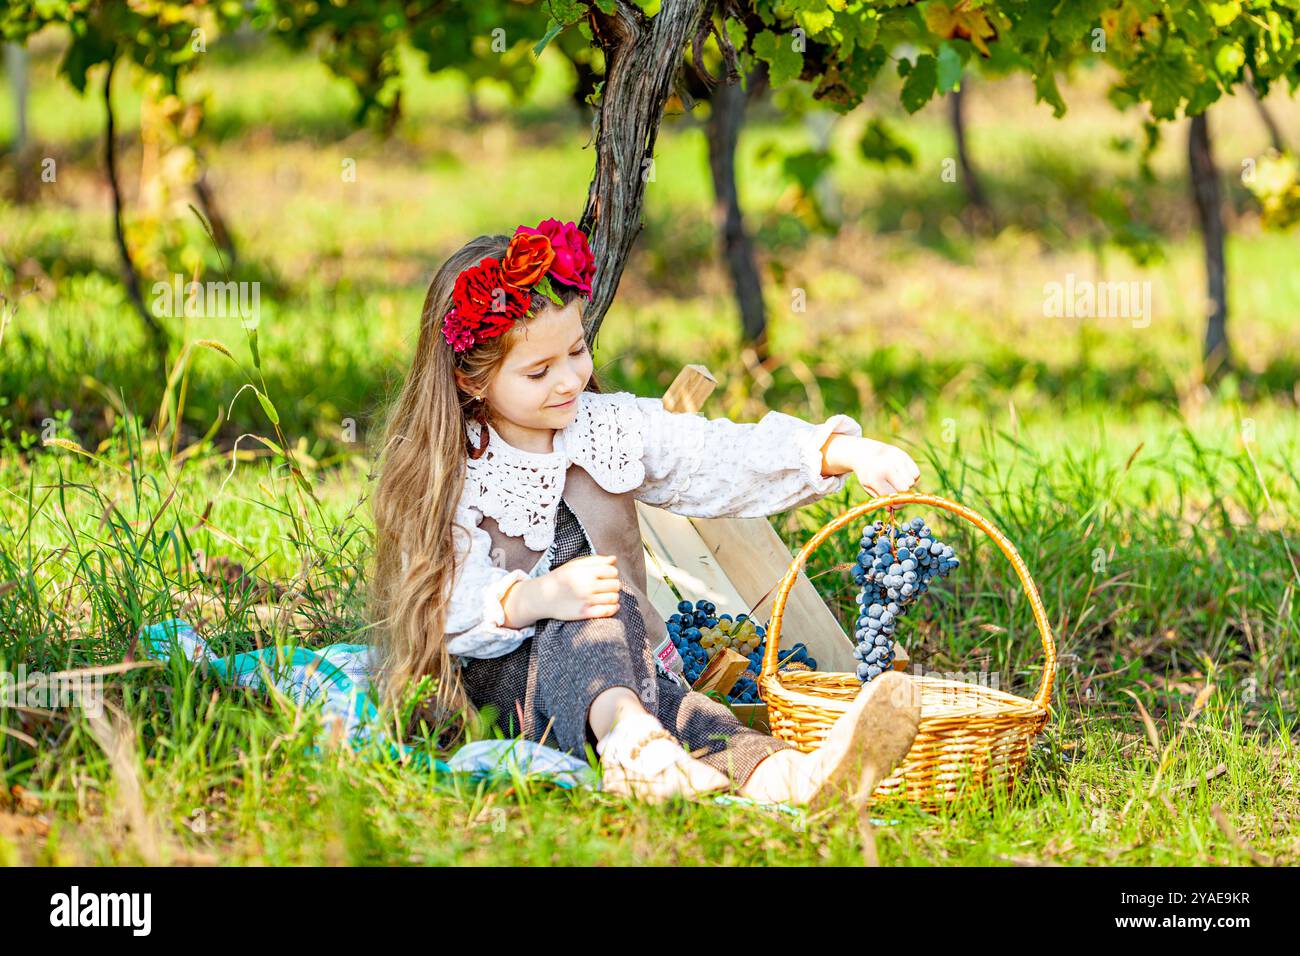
[852,515,959,684]
[666,599,718,685]
[665,599,815,704]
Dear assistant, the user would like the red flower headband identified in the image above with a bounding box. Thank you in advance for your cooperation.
[441,218,596,354]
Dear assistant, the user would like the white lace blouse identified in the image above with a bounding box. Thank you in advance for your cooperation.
[445,389,863,659]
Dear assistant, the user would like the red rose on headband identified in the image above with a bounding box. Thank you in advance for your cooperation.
[442,257,531,352]
[515,219,595,295]
[501,232,556,290]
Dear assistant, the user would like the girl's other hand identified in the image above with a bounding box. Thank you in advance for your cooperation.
[853,438,921,497]
[537,554,621,621]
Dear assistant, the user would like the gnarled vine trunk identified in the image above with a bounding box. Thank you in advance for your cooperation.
[578,0,710,345]
[707,59,769,354]
[1188,112,1230,378]
[947,81,992,230]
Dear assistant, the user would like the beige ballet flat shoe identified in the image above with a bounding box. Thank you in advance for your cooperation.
[803,670,921,814]
[597,715,730,803]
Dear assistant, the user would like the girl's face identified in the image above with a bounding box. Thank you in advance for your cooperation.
[485,298,593,432]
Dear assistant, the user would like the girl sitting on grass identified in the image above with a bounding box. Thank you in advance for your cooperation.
[369,217,922,805]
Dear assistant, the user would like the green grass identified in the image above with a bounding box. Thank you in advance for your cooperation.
[1,31,1297,865]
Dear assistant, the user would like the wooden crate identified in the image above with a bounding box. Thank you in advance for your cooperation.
[636,365,909,732]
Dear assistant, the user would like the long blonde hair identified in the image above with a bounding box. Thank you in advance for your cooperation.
[369,233,602,736]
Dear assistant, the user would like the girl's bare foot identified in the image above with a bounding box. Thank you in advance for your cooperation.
[597,711,729,802]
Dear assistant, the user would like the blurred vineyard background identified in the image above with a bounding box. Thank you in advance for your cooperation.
[0,5,1297,865]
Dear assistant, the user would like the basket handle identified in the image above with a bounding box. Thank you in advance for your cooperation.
[761,492,1057,712]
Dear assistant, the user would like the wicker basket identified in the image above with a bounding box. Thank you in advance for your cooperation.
[759,493,1057,809]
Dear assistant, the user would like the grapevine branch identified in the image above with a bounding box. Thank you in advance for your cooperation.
[579,0,710,345]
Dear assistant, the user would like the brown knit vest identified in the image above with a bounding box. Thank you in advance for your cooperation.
[473,461,670,651]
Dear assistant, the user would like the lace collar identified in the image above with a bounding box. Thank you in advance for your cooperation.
[463,391,646,551]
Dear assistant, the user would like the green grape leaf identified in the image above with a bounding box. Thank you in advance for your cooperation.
[533,275,564,308]
[858,117,915,166]
[548,0,587,24]
[900,53,938,113]
[534,19,565,57]
[753,29,805,87]
[798,6,836,37]
[813,42,887,112]
[1034,68,1067,117]
[937,41,964,93]
[835,7,879,57]
[1186,79,1223,116]
[59,25,116,93]
[1138,52,1202,120]
[1005,1,1052,43]
[1212,40,1245,80]
[1170,2,1214,45]
[1207,2,1242,28]
[781,148,834,193]
[1048,0,1103,47]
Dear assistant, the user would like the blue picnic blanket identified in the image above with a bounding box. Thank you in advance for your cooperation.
[137,619,596,788]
